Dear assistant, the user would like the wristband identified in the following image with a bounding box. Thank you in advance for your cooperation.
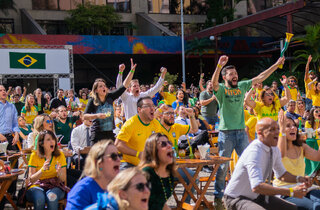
[130,69,135,73]
[217,64,222,69]
[279,132,286,137]
[136,151,140,158]
[158,108,163,113]
[296,176,301,183]
[289,188,294,197]
[119,71,123,75]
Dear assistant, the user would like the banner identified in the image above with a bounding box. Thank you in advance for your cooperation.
[9,52,46,69]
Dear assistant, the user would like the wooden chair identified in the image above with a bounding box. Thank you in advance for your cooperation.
[77,146,91,170]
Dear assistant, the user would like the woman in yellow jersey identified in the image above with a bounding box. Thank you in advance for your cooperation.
[79,92,88,111]
[245,77,291,121]
[305,107,320,138]
[26,130,68,210]
[274,111,320,209]
[308,78,320,107]
[295,99,307,126]
[21,94,39,125]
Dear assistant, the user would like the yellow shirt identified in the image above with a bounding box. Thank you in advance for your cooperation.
[273,148,304,187]
[308,88,320,106]
[28,151,67,188]
[255,88,263,100]
[244,110,251,122]
[162,92,176,105]
[117,115,161,166]
[158,122,190,144]
[305,121,320,139]
[305,78,314,99]
[245,116,257,141]
[21,105,39,124]
[282,86,298,101]
[254,99,281,121]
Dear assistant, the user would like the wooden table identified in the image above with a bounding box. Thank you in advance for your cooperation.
[174,156,231,210]
[0,170,24,210]
[0,153,21,168]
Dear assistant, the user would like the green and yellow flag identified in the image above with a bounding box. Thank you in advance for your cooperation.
[9,52,46,69]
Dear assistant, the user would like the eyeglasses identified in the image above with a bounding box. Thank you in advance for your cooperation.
[158,140,173,148]
[163,112,175,116]
[46,120,53,124]
[132,182,151,192]
[105,153,122,161]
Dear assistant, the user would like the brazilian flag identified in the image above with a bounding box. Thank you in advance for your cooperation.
[10,52,46,69]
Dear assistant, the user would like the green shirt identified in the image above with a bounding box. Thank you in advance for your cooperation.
[199,90,218,118]
[54,116,78,144]
[142,167,174,210]
[214,80,252,130]
[19,125,32,136]
[14,101,25,115]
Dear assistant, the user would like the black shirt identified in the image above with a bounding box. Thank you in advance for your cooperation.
[50,97,67,110]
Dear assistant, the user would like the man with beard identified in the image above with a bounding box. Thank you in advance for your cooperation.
[160,81,177,106]
[211,55,285,209]
[199,80,219,125]
[305,55,317,110]
[281,75,301,101]
[50,89,67,111]
[115,96,161,170]
[116,59,167,120]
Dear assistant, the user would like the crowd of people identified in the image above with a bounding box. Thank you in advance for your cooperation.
[0,55,320,210]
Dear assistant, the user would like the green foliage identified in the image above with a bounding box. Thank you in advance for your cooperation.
[65,2,121,35]
[0,0,16,16]
[153,72,178,85]
[292,23,320,72]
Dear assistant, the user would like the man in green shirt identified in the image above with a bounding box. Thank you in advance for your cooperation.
[211,55,285,209]
[54,105,79,145]
[199,80,218,125]
[13,94,25,115]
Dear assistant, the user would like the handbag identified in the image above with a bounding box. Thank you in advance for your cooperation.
[17,167,29,207]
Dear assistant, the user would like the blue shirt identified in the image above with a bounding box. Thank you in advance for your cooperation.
[172,101,185,110]
[0,101,19,134]
[66,177,105,210]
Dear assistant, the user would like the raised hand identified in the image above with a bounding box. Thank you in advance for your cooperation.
[119,64,125,73]
[181,82,186,90]
[218,55,228,67]
[280,75,288,86]
[160,67,167,78]
[278,109,285,132]
[163,81,168,86]
[308,55,312,63]
[185,108,195,117]
[130,58,137,71]
[276,57,286,66]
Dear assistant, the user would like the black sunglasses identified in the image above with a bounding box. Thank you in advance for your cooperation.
[134,182,151,192]
[105,153,122,161]
[159,140,173,148]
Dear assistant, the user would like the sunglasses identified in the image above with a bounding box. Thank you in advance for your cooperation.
[46,120,53,124]
[159,140,173,148]
[163,112,175,116]
[265,93,274,97]
[132,182,151,192]
[289,80,296,83]
[105,153,122,161]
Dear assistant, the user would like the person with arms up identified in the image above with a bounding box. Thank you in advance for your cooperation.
[304,55,316,110]
[160,81,176,106]
[223,117,310,210]
[211,55,285,208]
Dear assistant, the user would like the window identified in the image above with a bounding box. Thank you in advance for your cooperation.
[0,19,14,33]
[148,0,207,14]
[107,0,131,13]
[36,20,69,34]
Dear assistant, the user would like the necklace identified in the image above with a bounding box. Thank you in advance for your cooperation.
[159,176,173,201]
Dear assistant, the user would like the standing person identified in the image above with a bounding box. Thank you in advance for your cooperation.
[223,117,310,210]
[21,94,39,125]
[66,140,121,209]
[139,133,175,210]
[304,55,316,110]
[211,55,285,208]
[199,80,219,125]
[13,94,25,115]
[307,77,320,107]
[160,82,176,106]
[54,105,80,145]
[84,61,136,143]
[79,91,88,111]
[26,130,68,210]
[116,59,167,120]
[34,88,46,114]
[49,89,67,111]
[282,76,301,101]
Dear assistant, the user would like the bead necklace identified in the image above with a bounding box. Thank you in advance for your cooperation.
[159,176,173,201]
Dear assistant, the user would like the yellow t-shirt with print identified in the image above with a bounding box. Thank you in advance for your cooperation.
[254,99,281,121]
[28,151,67,188]
[162,92,176,106]
[282,86,298,101]
[21,105,39,124]
[245,116,257,141]
[308,88,320,106]
[117,115,161,166]
[158,122,190,144]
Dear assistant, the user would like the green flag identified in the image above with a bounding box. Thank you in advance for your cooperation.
[10,52,46,69]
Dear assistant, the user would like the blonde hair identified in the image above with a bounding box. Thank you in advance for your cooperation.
[107,167,147,210]
[32,114,55,147]
[90,78,107,106]
[25,93,35,112]
[82,139,114,179]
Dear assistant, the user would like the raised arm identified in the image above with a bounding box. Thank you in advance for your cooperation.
[252,57,285,86]
[305,55,312,81]
[244,87,256,109]
[199,73,205,92]
[277,110,287,158]
[279,76,291,107]
[122,58,137,88]
[185,108,198,134]
[144,67,166,97]
[116,63,125,88]
[211,55,228,92]
[159,81,168,97]
[308,77,317,91]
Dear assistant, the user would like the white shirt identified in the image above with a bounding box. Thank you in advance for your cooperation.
[27,132,36,149]
[71,124,91,154]
[224,139,286,200]
[117,76,164,120]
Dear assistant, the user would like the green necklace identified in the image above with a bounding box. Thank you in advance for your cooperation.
[159,176,173,201]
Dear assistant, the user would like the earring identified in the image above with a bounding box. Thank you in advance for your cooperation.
[99,167,102,171]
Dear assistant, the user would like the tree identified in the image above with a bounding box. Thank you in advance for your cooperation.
[292,23,320,72]
[65,2,121,35]
[153,72,178,85]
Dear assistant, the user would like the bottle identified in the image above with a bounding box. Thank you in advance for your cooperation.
[172,147,177,158]
[215,121,219,131]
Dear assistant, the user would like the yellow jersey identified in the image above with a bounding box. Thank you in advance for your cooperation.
[117,115,161,166]
[21,105,39,124]
[308,88,320,106]
[162,92,176,106]
[282,86,299,101]
[305,78,314,99]
[254,99,281,121]
[158,122,190,144]
[245,116,257,141]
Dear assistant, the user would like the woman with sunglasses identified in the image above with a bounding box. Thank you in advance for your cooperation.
[274,110,320,210]
[26,130,69,210]
[27,114,55,149]
[245,77,291,121]
[86,167,150,210]
[66,140,121,209]
[308,77,320,107]
[305,107,320,139]
[84,61,136,142]
[138,133,175,210]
